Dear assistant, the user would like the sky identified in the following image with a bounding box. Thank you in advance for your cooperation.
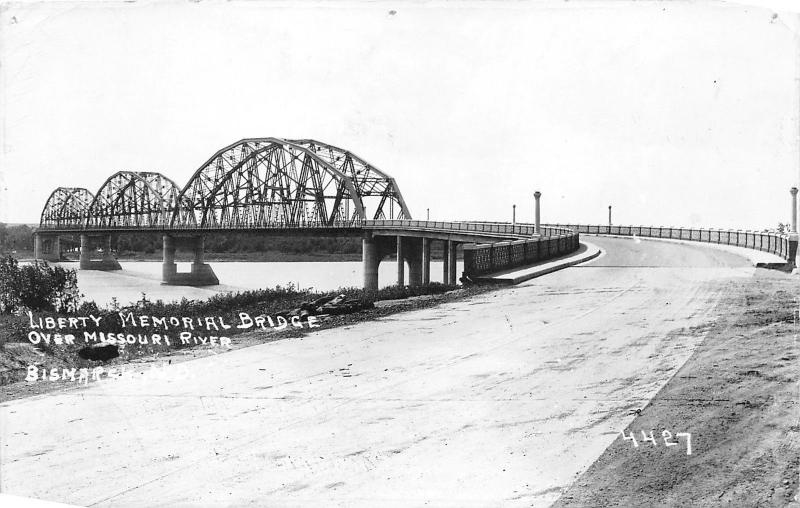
[1,0,798,229]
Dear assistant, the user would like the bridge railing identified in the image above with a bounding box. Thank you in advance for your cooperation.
[40,219,366,232]
[365,219,575,238]
[462,229,580,278]
[366,219,530,237]
[545,224,796,263]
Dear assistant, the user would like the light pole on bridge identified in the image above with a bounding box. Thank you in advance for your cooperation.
[534,191,541,234]
[790,187,799,271]
[512,204,516,226]
[608,205,612,226]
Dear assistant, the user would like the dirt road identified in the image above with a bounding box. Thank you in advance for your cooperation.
[0,236,758,507]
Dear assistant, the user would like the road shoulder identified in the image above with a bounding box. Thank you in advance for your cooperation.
[552,269,800,507]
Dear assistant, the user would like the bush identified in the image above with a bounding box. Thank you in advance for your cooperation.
[0,256,81,313]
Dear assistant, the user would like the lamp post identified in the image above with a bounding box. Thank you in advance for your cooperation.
[534,191,541,234]
[512,204,516,226]
[608,205,612,226]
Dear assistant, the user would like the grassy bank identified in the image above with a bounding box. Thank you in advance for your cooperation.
[0,280,501,400]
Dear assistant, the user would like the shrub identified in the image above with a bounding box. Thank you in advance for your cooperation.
[0,255,81,313]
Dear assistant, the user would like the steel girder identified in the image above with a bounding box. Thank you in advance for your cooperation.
[86,171,181,228]
[40,187,95,228]
[173,138,410,228]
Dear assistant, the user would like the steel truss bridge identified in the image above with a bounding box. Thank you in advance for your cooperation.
[33,137,578,288]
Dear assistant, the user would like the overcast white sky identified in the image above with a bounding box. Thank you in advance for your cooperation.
[1,0,798,229]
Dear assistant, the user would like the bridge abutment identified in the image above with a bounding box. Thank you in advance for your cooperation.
[78,234,121,270]
[161,235,219,286]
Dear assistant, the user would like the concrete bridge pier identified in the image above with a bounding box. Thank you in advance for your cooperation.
[162,235,219,286]
[79,235,90,269]
[396,236,405,286]
[402,237,423,287]
[189,236,219,285]
[442,240,450,284]
[422,238,431,284]
[79,234,121,270]
[162,235,177,281]
[363,234,380,291]
[33,234,61,262]
[448,240,458,284]
[362,233,398,290]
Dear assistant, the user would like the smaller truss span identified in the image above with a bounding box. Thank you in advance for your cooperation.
[40,187,95,229]
[86,171,182,229]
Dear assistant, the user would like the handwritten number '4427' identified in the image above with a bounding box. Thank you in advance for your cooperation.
[620,429,692,455]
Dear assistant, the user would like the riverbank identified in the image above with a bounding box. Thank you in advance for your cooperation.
[0,282,500,402]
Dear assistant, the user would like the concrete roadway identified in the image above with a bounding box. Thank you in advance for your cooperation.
[0,236,757,507]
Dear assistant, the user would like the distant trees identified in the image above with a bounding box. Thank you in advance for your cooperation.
[200,234,361,255]
[0,222,362,258]
[0,223,34,253]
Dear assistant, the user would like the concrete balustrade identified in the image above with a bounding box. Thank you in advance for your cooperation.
[548,223,797,266]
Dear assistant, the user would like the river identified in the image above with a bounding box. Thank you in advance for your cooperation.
[56,260,464,307]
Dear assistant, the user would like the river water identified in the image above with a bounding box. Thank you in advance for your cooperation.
[56,260,463,307]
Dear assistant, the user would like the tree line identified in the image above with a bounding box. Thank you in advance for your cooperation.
[0,223,362,257]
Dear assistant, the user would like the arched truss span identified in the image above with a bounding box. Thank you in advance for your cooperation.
[174,137,411,228]
[40,187,95,228]
[86,171,181,228]
[288,139,411,220]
